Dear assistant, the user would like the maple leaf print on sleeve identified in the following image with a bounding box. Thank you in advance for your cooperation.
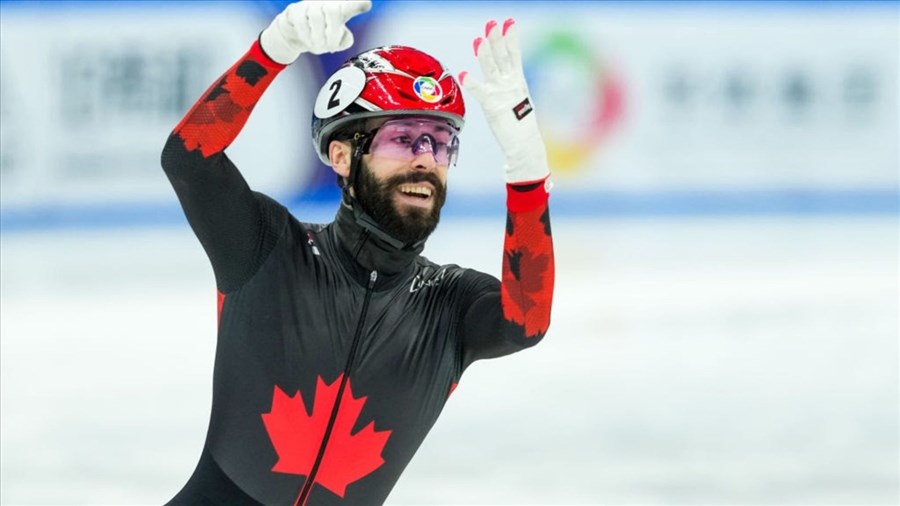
[502,182,554,339]
[261,375,392,499]
[173,42,285,158]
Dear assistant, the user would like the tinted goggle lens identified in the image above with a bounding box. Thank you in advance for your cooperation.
[366,119,460,166]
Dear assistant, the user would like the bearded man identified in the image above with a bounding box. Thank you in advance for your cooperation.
[160,1,554,504]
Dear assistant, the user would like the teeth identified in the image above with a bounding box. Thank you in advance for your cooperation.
[399,185,432,197]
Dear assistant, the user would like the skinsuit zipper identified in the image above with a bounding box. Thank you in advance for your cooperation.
[295,269,379,506]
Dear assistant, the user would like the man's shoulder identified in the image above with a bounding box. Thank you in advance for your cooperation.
[413,257,497,289]
[296,220,331,234]
[414,256,464,275]
[249,194,337,257]
[250,191,334,232]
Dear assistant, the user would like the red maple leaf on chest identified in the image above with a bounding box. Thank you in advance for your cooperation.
[261,375,392,498]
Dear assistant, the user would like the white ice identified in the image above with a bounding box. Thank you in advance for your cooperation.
[1,215,898,505]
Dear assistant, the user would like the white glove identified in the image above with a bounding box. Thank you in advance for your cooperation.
[259,0,372,65]
[460,19,550,184]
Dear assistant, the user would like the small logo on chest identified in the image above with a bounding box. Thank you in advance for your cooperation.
[409,268,447,293]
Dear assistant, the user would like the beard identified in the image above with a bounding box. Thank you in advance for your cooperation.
[354,162,447,246]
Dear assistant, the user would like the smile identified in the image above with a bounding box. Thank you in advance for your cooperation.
[397,184,433,199]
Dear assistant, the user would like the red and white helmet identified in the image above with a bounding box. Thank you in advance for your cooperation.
[311,45,465,166]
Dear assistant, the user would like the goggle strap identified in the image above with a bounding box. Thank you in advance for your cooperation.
[348,131,374,191]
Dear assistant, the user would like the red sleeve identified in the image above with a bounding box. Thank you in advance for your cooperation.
[458,177,554,368]
[502,177,554,338]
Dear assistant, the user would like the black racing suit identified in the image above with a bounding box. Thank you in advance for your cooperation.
[160,40,554,505]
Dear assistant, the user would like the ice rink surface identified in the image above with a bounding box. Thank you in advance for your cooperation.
[1,214,898,505]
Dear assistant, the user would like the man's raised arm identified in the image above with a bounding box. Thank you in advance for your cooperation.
[160,0,371,293]
[458,19,555,366]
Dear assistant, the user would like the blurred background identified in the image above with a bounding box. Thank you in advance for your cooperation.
[1,0,897,504]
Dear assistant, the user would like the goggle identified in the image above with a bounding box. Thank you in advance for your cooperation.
[362,118,460,166]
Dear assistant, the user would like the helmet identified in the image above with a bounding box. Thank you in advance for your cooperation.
[311,45,465,166]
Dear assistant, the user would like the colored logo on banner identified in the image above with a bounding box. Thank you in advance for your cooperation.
[526,31,625,175]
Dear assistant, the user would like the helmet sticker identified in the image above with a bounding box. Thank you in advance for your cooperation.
[413,76,443,103]
[355,52,394,72]
[314,66,367,119]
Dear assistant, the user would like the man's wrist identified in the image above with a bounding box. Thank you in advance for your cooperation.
[252,38,290,70]
[506,176,551,213]
[503,143,549,184]
[259,23,303,65]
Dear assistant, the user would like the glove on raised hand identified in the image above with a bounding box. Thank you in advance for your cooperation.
[260,0,372,65]
[460,19,550,185]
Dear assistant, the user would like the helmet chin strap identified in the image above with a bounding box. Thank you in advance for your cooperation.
[341,135,410,251]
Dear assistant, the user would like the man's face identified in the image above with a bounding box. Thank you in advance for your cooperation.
[353,117,457,245]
